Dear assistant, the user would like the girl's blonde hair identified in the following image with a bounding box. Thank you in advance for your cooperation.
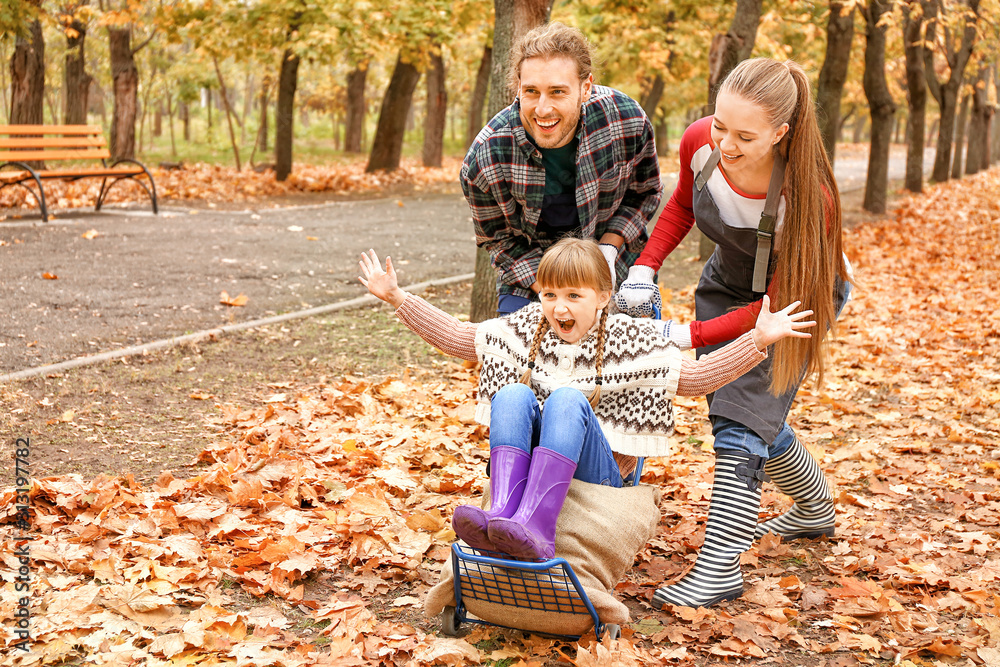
[519,237,611,408]
[719,58,849,394]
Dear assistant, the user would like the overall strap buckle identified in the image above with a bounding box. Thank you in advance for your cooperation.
[751,157,786,295]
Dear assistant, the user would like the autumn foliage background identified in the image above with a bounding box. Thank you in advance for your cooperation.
[1,163,998,665]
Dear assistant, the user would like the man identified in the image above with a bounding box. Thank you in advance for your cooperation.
[463,22,662,315]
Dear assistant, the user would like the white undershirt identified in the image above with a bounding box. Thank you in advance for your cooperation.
[690,144,786,245]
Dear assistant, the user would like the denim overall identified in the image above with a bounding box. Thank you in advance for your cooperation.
[691,147,848,459]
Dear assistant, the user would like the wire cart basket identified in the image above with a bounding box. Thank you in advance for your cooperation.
[438,458,645,641]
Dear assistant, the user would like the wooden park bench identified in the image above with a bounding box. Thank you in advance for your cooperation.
[0,124,158,221]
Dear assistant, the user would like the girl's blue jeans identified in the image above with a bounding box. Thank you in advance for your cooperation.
[489,384,622,487]
[712,277,853,460]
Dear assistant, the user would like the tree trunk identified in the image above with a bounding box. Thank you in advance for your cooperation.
[153,102,162,137]
[108,26,138,160]
[366,52,421,173]
[965,65,992,173]
[986,110,995,168]
[10,12,45,126]
[0,42,7,122]
[472,0,554,323]
[700,0,762,258]
[205,87,213,138]
[816,0,856,163]
[213,56,242,170]
[640,74,665,121]
[903,0,926,192]
[951,92,970,178]
[466,44,492,149]
[422,46,447,168]
[923,0,980,182]
[180,101,190,141]
[406,102,416,133]
[274,48,300,181]
[992,63,1000,164]
[138,63,156,152]
[241,69,253,143]
[166,92,177,157]
[45,88,59,125]
[930,90,958,180]
[862,0,897,214]
[470,244,500,325]
[852,114,867,143]
[839,104,856,142]
[345,66,366,153]
[257,81,269,154]
[487,0,552,118]
[705,0,763,114]
[656,117,668,156]
[64,14,92,125]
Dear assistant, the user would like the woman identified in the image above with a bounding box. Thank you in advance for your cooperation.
[617,58,851,608]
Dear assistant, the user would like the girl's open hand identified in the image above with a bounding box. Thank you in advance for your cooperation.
[359,250,406,308]
[751,295,815,350]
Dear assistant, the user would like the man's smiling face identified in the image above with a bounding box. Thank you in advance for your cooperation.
[517,55,592,149]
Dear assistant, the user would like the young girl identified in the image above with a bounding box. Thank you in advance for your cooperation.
[359,237,814,561]
[617,58,852,608]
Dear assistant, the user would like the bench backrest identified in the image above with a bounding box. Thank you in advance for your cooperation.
[0,125,110,163]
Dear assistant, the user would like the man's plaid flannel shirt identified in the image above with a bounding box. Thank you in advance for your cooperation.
[462,85,662,299]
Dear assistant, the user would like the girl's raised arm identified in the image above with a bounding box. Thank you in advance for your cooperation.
[359,249,407,308]
[676,296,814,396]
[358,250,479,362]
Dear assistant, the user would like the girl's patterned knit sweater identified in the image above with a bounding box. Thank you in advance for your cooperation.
[395,296,767,461]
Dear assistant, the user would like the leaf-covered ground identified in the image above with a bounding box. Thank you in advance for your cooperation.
[2,168,999,666]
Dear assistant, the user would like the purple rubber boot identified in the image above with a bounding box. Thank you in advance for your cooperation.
[452,446,531,551]
[487,447,576,560]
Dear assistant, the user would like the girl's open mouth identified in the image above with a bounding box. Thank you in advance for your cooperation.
[557,319,575,333]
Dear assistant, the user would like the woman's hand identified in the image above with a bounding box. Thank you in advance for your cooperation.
[617,264,658,310]
[751,295,815,350]
[359,250,407,308]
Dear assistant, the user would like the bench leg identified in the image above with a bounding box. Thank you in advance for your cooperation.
[96,176,109,211]
[101,159,159,215]
[0,162,49,221]
[97,175,158,214]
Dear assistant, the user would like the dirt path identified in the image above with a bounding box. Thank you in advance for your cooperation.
[0,190,473,373]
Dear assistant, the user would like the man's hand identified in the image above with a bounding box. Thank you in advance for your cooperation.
[751,295,816,350]
[599,243,619,290]
[359,250,407,308]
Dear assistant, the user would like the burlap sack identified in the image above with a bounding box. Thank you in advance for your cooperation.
[425,479,660,636]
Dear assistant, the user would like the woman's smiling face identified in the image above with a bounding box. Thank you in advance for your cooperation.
[711,91,789,179]
[539,284,611,344]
